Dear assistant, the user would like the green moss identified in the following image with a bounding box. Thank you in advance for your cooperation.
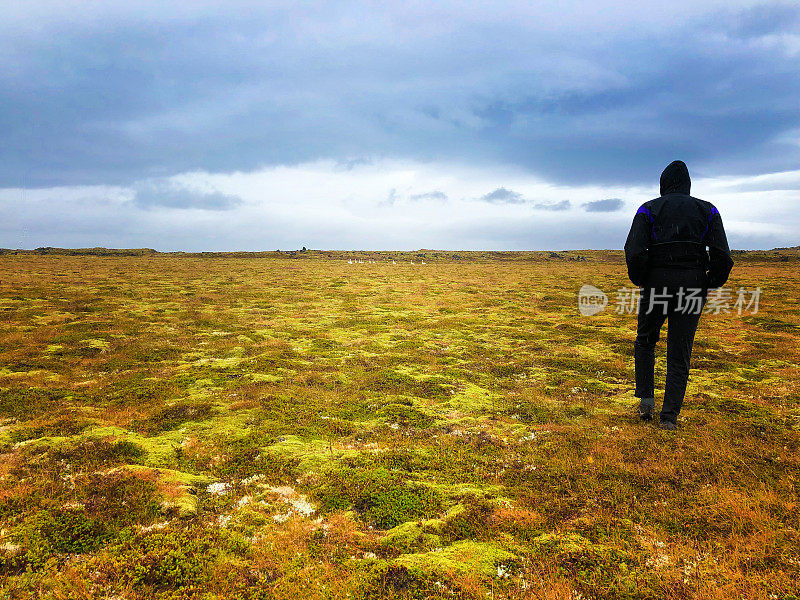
[120,529,216,591]
[52,437,146,467]
[81,338,110,351]
[395,540,515,577]
[4,506,109,571]
[438,497,494,543]
[377,403,434,428]
[132,401,214,435]
[531,530,635,573]
[80,426,184,468]
[104,373,184,408]
[5,416,90,444]
[315,467,444,529]
[267,434,358,474]
[742,316,800,332]
[447,383,500,413]
[0,387,73,419]
[380,521,442,555]
[117,465,210,518]
[530,531,640,595]
[367,370,454,400]
[418,481,506,501]
[247,373,282,383]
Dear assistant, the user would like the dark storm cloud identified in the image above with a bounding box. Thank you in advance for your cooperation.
[0,2,797,189]
[481,188,525,204]
[582,198,624,212]
[134,182,243,211]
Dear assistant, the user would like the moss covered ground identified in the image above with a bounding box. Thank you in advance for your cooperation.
[0,248,798,599]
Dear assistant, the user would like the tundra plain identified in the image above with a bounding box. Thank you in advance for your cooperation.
[0,249,798,599]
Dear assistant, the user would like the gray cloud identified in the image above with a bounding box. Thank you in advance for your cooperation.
[727,3,800,38]
[532,199,571,211]
[410,190,448,201]
[481,187,525,204]
[335,158,374,171]
[2,175,798,251]
[715,171,800,193]
[134,182,243,211]
[380,188,399,207]
[0,3,796,189]
[582,198,624,212]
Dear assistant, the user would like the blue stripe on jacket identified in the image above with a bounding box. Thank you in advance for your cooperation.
[636,204,657,241]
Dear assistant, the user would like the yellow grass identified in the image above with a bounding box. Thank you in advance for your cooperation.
[0,248,797,599]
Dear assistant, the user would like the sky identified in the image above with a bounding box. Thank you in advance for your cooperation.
[0,0,798,251]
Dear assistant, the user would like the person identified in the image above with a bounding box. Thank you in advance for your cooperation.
[624,160,733,430]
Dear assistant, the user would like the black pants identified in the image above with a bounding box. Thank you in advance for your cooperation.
[634,268,707,424]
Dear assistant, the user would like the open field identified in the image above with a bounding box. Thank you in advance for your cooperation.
[0,249,799,599]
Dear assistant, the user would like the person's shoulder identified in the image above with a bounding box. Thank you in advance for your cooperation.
[636,197,659,213]
[690,196,719,216]
[638,196,668,217]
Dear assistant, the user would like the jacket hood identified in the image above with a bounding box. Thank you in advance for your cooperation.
[660,160,691,195]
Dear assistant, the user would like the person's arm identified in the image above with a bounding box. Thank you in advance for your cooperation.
[624,205,652,287]
[705,206,733,288]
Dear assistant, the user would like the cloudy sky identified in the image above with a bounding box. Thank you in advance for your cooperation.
[1,1,798,251]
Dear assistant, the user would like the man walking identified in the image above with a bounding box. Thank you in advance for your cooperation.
[624,160,733,430]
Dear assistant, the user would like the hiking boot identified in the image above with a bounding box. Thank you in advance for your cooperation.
[637,398,655,421]
[659,420,677,431]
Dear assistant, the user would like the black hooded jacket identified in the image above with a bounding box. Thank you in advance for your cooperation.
[624,161,733,288]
